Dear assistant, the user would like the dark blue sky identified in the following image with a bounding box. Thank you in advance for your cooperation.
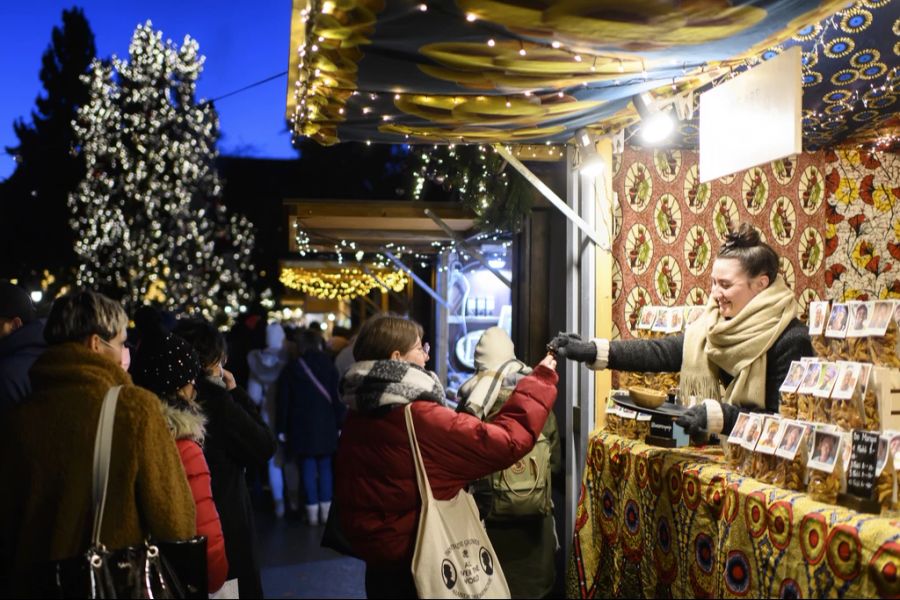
[0,1,295,180]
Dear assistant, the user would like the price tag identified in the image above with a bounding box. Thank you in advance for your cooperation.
[847,430,879,500]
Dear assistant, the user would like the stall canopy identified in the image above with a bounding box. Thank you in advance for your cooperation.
[287,0,898,152]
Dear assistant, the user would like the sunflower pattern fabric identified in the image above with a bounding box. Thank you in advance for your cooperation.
[567,432,900,599]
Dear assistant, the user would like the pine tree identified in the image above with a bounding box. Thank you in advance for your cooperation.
[70,22,255,318]
[0,8,96,282]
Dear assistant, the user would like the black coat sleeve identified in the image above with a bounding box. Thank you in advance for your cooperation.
[218,385,277,465]
[608,334,684,373]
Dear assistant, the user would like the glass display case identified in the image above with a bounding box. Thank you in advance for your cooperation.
[441,242,512,396]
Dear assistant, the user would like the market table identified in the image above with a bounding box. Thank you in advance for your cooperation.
[566,432,900,599]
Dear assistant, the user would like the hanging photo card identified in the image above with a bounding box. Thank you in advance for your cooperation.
[867,300,896,336]
[798,362,823,395]
[776,422,807,460]
[729,412,751,444]
[808,301,829,335]
[832,362,862,401]
[755,416,783,455]
[651,308,670,332]
[665,307,685,333]
[846,301,872,338]
[742,414,764,450]
[779,360,807,393]
[638,306,658,330]
[876,435,890,477]
[859,363,873,396]
[685,306,705,326]
[813,362,839,398]
[825,303,850,338]
[889,434,900,470]
[808,429,842,474]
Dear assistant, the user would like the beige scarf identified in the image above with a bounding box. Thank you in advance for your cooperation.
[681,276,797,408]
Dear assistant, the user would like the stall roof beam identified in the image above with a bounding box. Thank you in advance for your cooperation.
[285,200,476,254]
[424,209,511,289]
[493,144,608,251]
[385,251,449,309]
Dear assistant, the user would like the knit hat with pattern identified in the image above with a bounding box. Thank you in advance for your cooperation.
[132,332,201,397]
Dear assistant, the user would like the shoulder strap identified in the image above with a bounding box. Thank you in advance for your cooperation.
[91,385,123,547]
[480,359,525,420]
[404,404,434,504]
[298,357,333,404]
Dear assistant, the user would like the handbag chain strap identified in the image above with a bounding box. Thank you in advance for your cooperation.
[91,385,123,547]
[404,404,434,504]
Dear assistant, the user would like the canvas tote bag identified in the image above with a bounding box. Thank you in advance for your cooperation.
[405,405,510,599]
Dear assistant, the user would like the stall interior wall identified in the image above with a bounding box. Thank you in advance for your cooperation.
[611,146,900,341]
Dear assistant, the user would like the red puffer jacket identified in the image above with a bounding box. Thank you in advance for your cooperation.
[335,364,558,567]
[177,439,229,593]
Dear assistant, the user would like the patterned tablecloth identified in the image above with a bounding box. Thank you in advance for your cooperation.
[567,432,900,599]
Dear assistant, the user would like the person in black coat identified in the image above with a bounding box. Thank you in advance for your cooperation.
[551,224,814,437]
[276,328,345,526]
[174,319,277,599]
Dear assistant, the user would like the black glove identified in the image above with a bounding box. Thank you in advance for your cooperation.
[675,404,708,435]
[547,332,597,363]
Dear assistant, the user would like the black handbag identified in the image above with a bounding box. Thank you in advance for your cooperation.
[33,386,208,599]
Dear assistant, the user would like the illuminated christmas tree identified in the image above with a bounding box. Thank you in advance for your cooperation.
[70,22,255,317]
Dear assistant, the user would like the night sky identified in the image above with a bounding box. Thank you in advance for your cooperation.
[0,1,295,180]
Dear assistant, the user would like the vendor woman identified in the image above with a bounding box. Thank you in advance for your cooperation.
[550,223,814,436]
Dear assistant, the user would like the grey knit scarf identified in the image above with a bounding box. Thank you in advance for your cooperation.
[341,360,446,414]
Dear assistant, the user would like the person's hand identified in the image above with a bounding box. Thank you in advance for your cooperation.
[539,353,557,371]
[548,332,597,363]
[222,368,237,390]
[675,404,708,435]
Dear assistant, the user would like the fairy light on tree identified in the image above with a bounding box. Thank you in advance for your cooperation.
[69,21,255,318]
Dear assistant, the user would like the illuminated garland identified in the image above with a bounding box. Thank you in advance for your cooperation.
[280,266,408,300]
[410,144,535,233]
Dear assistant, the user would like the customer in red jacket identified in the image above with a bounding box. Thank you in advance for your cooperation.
[335,315,558,599]
[133,330,229,594]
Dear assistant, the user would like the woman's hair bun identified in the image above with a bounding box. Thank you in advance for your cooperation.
[723,223,761,250]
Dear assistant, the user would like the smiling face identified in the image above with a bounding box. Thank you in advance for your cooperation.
[710,258,769,319]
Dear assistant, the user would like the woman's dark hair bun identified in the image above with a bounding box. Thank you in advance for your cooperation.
[718,222,778,284]
[723,223,761,250]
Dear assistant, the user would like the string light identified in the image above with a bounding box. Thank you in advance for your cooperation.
[280,266,409,300]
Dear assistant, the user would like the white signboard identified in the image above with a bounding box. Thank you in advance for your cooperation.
[699,46,802,183]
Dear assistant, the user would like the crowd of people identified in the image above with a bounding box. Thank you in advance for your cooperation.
[0,220,831,600]
[0,284,561,599]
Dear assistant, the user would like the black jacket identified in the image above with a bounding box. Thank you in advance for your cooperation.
[197,378,276,599]
[276,351,345,457]
[0,320,46,410]
[610,318,813,431]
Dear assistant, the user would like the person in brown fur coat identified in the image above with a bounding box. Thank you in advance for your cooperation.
[0,290,196,597]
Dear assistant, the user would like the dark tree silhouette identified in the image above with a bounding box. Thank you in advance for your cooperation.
[0,8,96,284]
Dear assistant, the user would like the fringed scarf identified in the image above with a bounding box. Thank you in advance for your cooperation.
[681,276,797,408]
[341,360,446,414]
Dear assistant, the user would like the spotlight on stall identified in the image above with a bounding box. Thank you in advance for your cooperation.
[634,93,676,145]
[575,128,604,176]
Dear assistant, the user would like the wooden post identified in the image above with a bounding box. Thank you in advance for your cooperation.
[594,138,614,429]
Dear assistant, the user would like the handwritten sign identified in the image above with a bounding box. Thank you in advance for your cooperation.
[847,430,879,499]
